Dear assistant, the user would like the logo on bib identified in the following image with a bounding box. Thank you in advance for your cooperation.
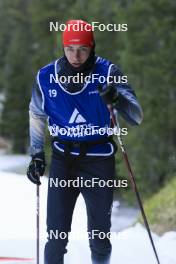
[69,108,86,124]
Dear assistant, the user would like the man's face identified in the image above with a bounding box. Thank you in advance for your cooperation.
[64,45,91,68]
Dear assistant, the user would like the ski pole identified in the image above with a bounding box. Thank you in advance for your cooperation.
[109,106,161,264]
[36,184,40,264]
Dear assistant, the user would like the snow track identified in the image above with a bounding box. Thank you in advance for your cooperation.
[0,155,176,263]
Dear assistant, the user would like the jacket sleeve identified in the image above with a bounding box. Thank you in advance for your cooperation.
[29,81,47,155]
[109,64,143,125]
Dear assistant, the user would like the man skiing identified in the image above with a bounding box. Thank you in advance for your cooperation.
[27,20,143,264]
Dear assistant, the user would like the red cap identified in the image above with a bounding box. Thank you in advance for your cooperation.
[62,20,94,47]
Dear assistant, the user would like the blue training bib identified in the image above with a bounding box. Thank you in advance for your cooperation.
[37,56,115,155]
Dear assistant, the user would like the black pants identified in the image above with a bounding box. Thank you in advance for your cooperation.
[44,151,115,264]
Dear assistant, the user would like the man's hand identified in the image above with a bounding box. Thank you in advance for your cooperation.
[98,84,118,105]
[27,152,45,185]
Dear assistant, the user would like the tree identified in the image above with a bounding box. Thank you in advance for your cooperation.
[116,0,176,194]
[1,0,33,152]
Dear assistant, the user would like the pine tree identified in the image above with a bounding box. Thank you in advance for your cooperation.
[116,0,176,193]
[1,0,33,152]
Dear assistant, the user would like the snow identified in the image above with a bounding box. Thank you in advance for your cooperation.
[0,155,176,263]
[0,155,30,171]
